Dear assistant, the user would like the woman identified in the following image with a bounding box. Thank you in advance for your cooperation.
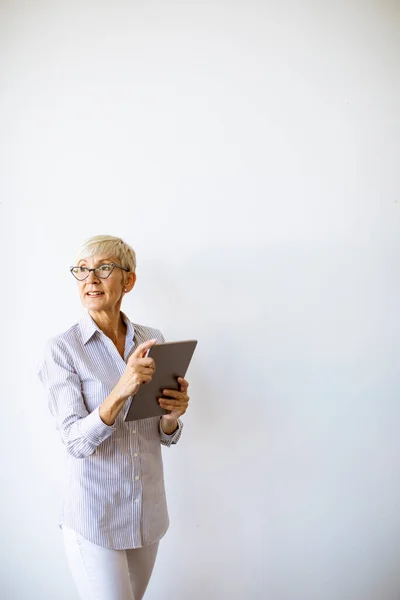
[37,235,190,600]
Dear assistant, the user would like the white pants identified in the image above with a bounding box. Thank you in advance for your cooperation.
[62,525,159,600]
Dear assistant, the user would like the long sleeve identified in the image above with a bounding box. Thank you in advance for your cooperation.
[37,337,116,459]
[159,417,183,447]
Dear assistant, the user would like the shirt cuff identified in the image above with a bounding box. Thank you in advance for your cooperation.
[159,417,183,446]
[78,406,116,446]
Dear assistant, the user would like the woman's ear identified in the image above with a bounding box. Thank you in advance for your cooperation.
[124,271,136,292]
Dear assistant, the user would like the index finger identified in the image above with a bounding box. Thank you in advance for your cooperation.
[178,377,189,390]
[132,339,157,359]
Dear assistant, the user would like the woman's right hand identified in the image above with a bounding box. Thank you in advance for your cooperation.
[116,339,157,399]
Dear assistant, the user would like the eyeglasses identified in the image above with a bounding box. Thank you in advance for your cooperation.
[70,262,130,281]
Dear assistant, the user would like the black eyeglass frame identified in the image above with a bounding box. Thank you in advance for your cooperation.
[70,262,130,280]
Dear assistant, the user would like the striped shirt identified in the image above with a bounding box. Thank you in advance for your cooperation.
[37,310,183,550]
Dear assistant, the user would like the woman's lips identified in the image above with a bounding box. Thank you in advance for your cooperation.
[86,292,104,297]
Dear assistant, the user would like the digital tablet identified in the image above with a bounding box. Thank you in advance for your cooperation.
[124,340,198,422]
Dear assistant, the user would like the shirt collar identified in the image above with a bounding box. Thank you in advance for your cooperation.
[79,310,135,346]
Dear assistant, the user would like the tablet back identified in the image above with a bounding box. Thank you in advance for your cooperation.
[124,340,198,422]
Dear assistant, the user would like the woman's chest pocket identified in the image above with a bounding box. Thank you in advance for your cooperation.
[81,379,110,411]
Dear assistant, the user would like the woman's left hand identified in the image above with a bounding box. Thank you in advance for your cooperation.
[158,377,190,421]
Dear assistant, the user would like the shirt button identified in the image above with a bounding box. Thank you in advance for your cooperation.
[132,430,136,434]
[135,498,140,503]
[133,453,138,457]
[135,475,140,480]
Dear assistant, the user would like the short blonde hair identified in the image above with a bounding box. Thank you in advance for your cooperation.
[75,235,136,273]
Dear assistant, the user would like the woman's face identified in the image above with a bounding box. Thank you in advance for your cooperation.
[75,255,136,312]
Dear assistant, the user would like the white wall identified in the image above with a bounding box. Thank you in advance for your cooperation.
[1,1,399,599]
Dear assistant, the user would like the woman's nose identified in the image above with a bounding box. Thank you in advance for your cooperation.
[87,270,100,283]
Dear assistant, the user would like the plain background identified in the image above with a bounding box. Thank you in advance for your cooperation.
[1,1,399,599]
